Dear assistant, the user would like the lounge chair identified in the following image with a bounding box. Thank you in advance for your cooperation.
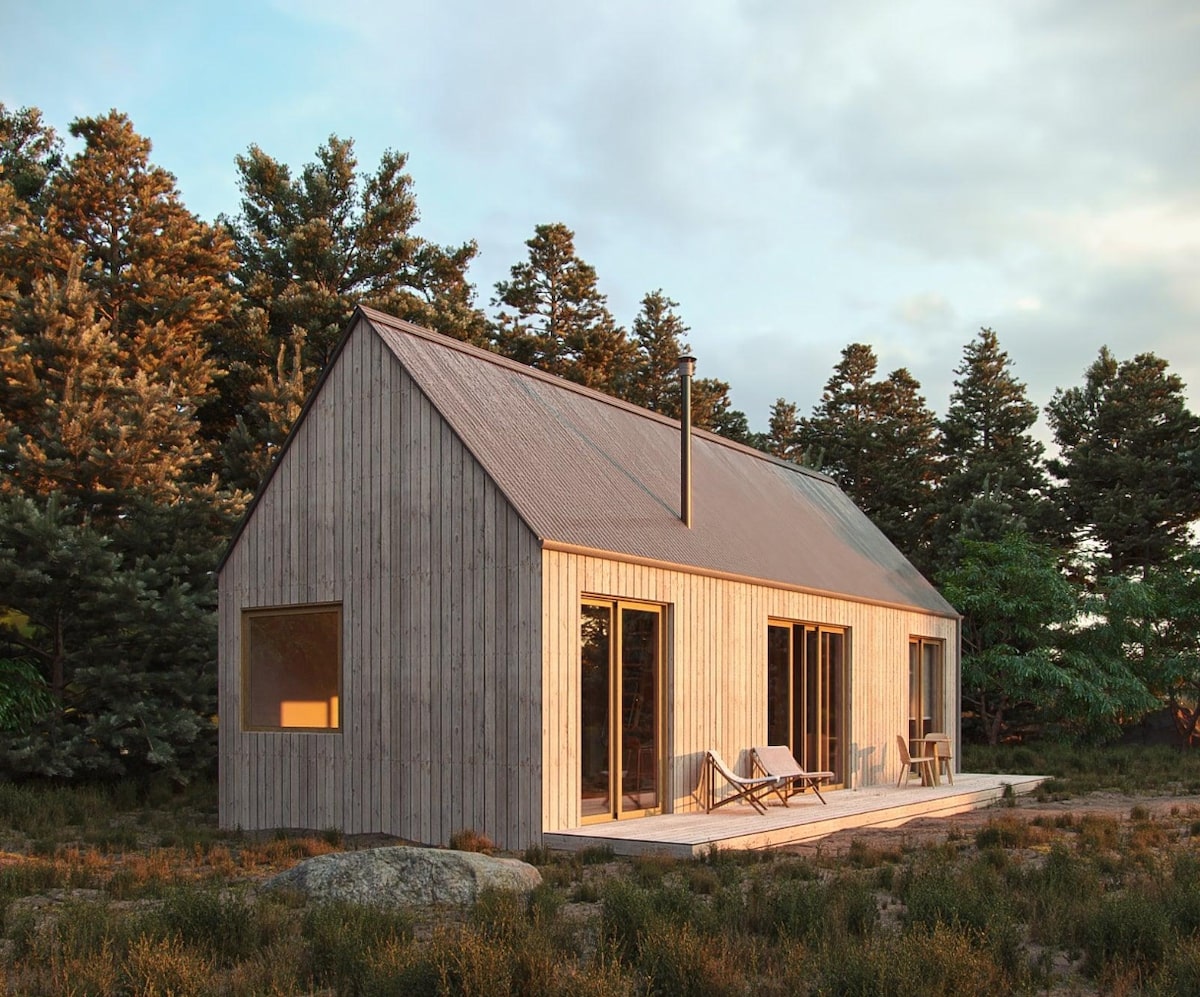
[751,745,833,805]
[896,734,936,788]
[703,750,783,814]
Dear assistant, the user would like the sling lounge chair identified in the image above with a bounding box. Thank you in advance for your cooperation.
[751,745,834,805]
[703,750,783,814]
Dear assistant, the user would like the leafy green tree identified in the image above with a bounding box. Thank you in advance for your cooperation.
[492,222,635,394]
[1100,551,1200,745]
[942,532,1153,744]
[1046,348,1200,578]
[933,328,1053,574]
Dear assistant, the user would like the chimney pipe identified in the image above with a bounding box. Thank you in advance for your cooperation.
[677,356,696,527]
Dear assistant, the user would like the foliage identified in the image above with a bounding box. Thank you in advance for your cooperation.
[0,110,235,512]
[0,656,53,732]
[942,532,1153,744]
[1046,346,1200,578]
[933,328,1055,575]
[0,491,228,782]
[493,221,636,395]
[796,344,942,570]
[1098,551,1200,744]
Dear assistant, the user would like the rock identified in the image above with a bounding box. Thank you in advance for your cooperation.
[262,846,542,908]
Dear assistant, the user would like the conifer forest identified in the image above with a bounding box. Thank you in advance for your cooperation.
[2,104,1199,783]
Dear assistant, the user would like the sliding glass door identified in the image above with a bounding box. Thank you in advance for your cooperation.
[767,621,847,787]
[580,600,664,823]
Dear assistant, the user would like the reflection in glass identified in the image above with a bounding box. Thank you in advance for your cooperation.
[621,608,659,811]
[580,605,612,818]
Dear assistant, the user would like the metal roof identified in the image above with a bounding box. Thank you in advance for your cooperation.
[363,307,957,617]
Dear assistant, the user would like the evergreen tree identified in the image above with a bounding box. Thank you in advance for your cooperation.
[628,289,689,416]
[0,104,62,206]
[0,108,237,782]
[1046,348,1200,577]
[0,111,235,513]
[224,136,487,488]
[766,398,801,462]
[796,345,941,567]
[492,222,635,394]
[0,488,233,781]
[230,135,487,372]
[934,328,1051,573]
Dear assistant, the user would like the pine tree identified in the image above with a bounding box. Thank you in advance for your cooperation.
[0,104,62,206]
[871,368,941,569]
[0,108,238,782]
[628,289,689,416]
[934,328,1051,574]
[797,343,879,491]
[796,345,940,566]
[0,111,235,512]
[766,399,801,462]
[1046,347,1200,577]
[230,136,487,374]
[492,222,635,394]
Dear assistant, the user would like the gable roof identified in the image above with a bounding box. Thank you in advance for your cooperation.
[221,306,956,618]
[362,307,955,617]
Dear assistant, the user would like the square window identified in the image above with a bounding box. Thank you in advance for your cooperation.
[243,605,341,730]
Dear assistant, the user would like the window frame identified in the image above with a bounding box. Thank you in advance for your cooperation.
[241,602,343,733]
[907,635,945,745]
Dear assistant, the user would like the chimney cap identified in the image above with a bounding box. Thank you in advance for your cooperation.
[677,356,696,377]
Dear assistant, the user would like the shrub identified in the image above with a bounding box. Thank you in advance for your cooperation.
[449,828,496,854]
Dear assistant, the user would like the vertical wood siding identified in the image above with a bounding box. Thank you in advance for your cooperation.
[219,320,543,850]
[541,550,959,833]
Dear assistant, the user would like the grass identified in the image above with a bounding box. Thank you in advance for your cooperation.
[2,746,1200,993]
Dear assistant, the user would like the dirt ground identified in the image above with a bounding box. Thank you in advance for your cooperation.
[780,789,1200,858]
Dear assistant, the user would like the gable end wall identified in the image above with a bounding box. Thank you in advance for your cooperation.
[218,320,543,849]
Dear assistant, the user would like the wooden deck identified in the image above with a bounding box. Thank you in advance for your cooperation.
[544,772,1045,857]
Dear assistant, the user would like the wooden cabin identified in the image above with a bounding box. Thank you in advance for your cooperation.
[217,306,960,850]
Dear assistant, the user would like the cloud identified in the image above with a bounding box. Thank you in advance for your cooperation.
[894,292,955,330]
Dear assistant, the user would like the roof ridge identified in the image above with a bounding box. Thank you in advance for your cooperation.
[357,305,834,486]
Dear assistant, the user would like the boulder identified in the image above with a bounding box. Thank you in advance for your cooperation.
[263,846,542,908]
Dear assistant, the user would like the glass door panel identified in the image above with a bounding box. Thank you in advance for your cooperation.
[580,600,663,822]
[580,604,612,819]
[768,621,847,790]
[621,608,659,813]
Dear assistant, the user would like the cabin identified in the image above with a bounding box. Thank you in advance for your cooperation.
[217,306,961,850]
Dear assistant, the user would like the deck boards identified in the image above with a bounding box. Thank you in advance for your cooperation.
[543,773,1044,857]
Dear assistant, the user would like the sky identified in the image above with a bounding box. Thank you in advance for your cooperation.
[3,0,1198,437]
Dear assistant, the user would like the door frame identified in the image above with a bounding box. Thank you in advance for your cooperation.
[579,597,666,825]
[767,619,849,790]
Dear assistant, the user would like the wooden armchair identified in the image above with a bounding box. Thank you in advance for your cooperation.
[896,734,936,788]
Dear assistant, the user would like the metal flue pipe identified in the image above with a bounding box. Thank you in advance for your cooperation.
[678,355,696,527]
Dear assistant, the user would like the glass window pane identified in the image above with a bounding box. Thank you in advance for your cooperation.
[766,625,790,746]
[246,607,340,730]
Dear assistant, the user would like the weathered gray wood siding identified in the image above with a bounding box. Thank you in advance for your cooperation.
[219,319,543,850]
[541,550,959,833]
